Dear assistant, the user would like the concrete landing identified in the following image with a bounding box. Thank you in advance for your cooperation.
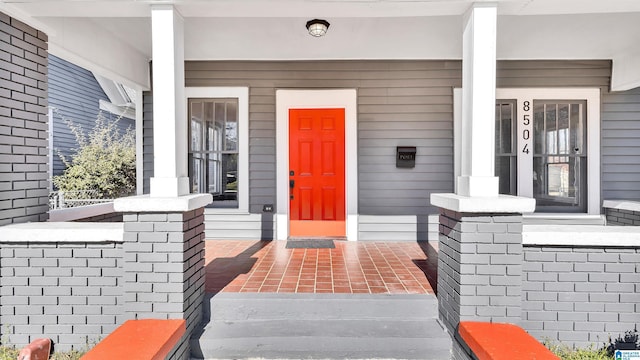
[190,293,450,359]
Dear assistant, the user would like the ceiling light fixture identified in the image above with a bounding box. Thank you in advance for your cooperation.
[306,19,330,37]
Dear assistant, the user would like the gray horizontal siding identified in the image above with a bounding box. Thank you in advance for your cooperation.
[601,87,640,201]
[185,60,462,217]
[185,60,612,219]
[129,60,616,240]
[204,211,274,240]
[142,91,153,195]
[48,54,134,178]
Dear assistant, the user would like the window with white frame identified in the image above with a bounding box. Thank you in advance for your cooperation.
[186,87,249,212]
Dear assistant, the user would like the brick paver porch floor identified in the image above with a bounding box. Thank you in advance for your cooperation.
[204,240,438,295]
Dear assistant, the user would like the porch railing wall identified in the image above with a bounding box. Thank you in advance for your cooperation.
[0,229,124,351]
[522,244,640,348]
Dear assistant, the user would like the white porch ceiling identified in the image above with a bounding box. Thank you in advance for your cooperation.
[2,0,640,90]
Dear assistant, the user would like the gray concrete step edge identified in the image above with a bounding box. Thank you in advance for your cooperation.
[191,335,451,360]
[196,318,448,339]
[204,293,439,321]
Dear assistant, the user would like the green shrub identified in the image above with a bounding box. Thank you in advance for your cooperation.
[0,345,20,360]
[0,345,85,360]
[546,341,613,360]
[53,111,135,199]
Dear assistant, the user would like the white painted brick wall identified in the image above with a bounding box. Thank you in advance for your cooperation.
[522,246,640,348]
[0,12,49,225]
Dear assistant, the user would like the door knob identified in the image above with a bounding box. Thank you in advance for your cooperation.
[290,180,295,189]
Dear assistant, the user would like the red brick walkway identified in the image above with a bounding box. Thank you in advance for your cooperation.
[204,240,438,295]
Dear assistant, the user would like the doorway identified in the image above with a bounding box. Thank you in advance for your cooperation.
[288,108,346,237]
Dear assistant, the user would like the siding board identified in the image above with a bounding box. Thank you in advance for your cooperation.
[602,87,640,201]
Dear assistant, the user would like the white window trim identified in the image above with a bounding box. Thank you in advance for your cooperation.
[185,87,249,214]
[454,87,601,215]
[275,89,358,241]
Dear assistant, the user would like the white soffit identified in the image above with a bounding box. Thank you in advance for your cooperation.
[5,0,640,18]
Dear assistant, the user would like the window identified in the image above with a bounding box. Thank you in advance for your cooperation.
[186,87,248,211]
[495,100,517,195]
[189,98,238,208]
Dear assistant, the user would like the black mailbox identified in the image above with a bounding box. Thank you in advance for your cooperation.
[396,146,416,168]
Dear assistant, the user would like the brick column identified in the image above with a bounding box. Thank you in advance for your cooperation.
[431,194,534,360]
[0,12,49,225]
[115,194,211,360]
[438,209,523,335]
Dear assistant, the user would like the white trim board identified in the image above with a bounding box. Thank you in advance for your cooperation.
[454,87,601,215]
[276,89,358,241]
[184,87,250,214]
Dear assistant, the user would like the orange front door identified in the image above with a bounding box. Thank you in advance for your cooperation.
[289,108,346,237]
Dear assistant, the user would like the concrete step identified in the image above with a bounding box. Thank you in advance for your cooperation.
[191,293,450,360]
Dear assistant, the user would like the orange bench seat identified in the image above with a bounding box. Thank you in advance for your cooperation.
[458,321,559,360]
[81,319,185,360]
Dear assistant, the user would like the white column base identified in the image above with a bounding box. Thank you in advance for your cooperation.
[456,175,499,197]
[431,193,535,213]
[114,193,212,212]
[149,177,190,198]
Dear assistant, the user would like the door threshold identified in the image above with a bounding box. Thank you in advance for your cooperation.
[288,236,347,241]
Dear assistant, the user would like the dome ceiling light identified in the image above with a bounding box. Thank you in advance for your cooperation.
[306,19,330,37]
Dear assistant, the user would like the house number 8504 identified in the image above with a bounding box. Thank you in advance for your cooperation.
[522,101,531,154]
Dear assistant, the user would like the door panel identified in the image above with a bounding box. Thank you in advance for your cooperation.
[289,108,345,237]
[532,101,587,212]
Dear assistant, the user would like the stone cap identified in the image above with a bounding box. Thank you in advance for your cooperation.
[0,222,123,243]
[524,224,640,247]
[430,193,535,213]
[114,193,213,213]
[602,199,640,213]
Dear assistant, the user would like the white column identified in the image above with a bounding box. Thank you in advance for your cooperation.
[457,3,499,197]
[149,5,189,197]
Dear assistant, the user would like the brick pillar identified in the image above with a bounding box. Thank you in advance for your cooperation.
[431,193,534,360]
[0,12,49,225]
[115,194,211,360]
[438,209,523,335]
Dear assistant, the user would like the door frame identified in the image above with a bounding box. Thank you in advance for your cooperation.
[275,89,358,241]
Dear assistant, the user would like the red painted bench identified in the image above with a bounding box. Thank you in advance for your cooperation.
[82,319,186,360]
[458,321,559,360]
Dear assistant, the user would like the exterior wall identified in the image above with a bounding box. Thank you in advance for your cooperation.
[605,208,640,226]
[143,60,613,239]
[601,87,640,201]
[0,12,49,225]
[204,211,273,240]
[522,245,640,348]
[0,240,124,351]
[48,54,135,178]
[184,60,460,218]
[142,91,153,195]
